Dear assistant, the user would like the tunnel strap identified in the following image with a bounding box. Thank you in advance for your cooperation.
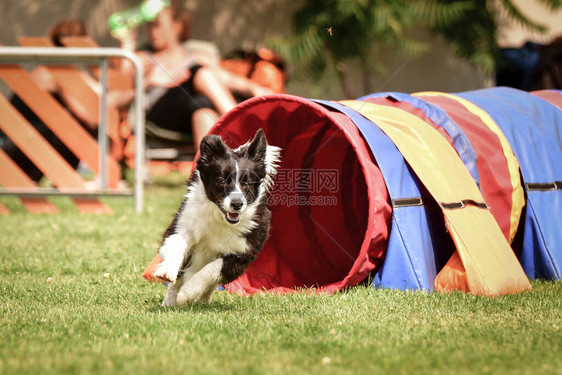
[441,200,489,210]
[392,197,423,208]
[526,181,562,191]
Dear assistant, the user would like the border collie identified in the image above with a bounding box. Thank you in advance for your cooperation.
[154,129,281,306]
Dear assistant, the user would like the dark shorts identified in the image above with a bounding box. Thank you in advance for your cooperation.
[146,65,214,133]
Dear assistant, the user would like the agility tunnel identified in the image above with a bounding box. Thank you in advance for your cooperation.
[144,87,562,296]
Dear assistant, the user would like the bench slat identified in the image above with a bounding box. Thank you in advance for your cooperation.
[0,149,58,213]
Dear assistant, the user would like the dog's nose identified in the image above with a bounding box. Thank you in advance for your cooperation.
[231,198,243,211]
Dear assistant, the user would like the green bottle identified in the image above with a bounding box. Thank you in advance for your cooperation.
[108,0,170,37]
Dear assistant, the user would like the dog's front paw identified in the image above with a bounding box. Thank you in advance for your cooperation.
[176,286,216,305]
[154,261,180,283]
[161,297,176,307]
[154,234,188,282]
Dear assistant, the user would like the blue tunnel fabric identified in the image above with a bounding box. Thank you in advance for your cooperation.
[458,87,562,279]
[360,92,481,187]
[314,100,449,290]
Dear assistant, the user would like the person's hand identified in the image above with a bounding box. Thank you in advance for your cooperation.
[145,64,191,88]
[113,28,137,52]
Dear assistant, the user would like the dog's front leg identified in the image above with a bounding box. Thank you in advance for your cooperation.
[161,278,183,307]
[176,258,224,305]
[161,264,200,307]
[154,233,190,283]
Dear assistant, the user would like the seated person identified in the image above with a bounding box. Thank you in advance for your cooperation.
[115,3,273,149]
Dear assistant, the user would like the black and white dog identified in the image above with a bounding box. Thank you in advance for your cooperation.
[154,129,281,306]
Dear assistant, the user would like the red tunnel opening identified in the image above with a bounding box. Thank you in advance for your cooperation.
[207,95,391,294]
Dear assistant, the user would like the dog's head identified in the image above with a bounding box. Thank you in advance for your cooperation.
[196,129,280,225]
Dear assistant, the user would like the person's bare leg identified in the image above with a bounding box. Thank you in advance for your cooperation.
[193,67,236,115]
[192,108,218,150]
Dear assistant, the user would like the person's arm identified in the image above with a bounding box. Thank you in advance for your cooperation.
[113,29,156,83]
[74,70,136,118]
[212,66,274,98]
[192,67,237,115]
[113,29,139,80]
[191,51,274,98]
[144,63,191,88]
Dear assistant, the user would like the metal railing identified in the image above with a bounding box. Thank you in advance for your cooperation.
[0,47,145,213]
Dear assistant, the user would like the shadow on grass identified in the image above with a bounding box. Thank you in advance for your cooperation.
[146,299,236,314]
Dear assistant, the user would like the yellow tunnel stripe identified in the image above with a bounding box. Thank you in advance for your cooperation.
[414,91,524,244]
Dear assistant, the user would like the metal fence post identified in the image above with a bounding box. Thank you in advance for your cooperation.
[98,57,109,190]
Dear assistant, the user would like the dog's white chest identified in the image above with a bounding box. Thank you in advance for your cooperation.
[193,226,248,256]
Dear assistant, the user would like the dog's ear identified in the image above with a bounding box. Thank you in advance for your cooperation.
[199,134,227,163]
[247,129,267,163]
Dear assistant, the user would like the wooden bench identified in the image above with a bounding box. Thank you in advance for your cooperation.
[0,43,146,213]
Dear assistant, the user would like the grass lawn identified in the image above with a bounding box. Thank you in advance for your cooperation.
[1,173,561,375]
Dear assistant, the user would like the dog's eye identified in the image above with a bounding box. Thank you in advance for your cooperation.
[217,178,226,187]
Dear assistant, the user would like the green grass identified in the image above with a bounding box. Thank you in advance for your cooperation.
[1,174,561,375]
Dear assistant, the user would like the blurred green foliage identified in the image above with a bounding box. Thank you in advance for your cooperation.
[272,0,561,97]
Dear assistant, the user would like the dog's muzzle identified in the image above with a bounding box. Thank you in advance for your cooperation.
[221,196,245,224]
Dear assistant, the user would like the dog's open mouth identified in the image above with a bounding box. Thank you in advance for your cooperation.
[225,211,240,224]
[219,204,241,224]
